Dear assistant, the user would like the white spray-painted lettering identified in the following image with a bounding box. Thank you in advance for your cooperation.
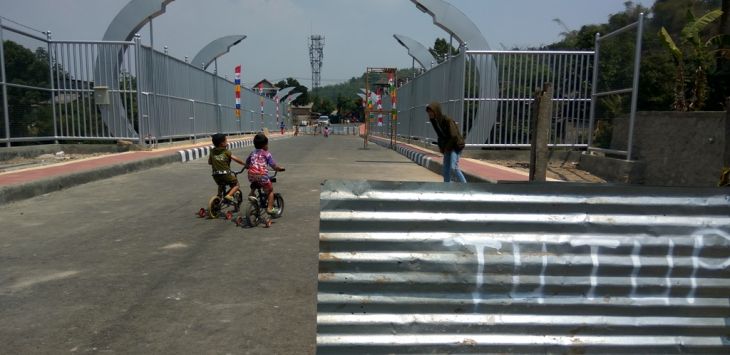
[438,228,728,308]
[663,239,675,304]
[684,228,730,303]
[570,238,620,300]
[443,237,502,311]
[510,243,521,298]
[537,243,548,304]
[688,234,701,304]
[629,240,642,299]
[509,242,551,303]
[694,229,730,269]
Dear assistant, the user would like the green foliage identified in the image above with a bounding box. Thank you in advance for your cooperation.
[1,41,55,139]
[659,8,728,110]
[652,0,721,35]
[311,95,335,116]
[547,0,726,111]
[335,93,357,115]
[1,40,114,141]
[429,38,459,64]
[660,27,683,59]
[681,8,723,42]
[593,120,614,149]
[3,41,52,86]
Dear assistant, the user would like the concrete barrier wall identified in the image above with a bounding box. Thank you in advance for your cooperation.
[612,111,728,186]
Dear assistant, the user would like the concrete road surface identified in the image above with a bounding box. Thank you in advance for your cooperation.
[0,136,440,354]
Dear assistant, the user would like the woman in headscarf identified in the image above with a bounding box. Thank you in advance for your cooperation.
[426,102,467,182]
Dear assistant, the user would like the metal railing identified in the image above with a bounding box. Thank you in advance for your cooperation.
[0,20,287,146]
[465,50,594,147]
[588,13,645,160]
[396,49,595,148]
[318,180,730,353]
[396,52,465,145]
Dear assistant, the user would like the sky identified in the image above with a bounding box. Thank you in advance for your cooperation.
[0,0,655,88]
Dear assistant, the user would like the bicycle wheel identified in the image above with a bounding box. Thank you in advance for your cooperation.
[272,193,284,219]
[245,202,260,227]
[208,196,222,219]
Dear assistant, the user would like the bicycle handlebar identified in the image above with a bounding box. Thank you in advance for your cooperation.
[269,169,284,178]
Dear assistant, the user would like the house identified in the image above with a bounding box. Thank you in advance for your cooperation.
[251,79,277,99]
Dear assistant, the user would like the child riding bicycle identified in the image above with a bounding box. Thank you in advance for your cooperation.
[245,133,285,216]
[209,133,245,204]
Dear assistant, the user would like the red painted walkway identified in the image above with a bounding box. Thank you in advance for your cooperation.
[0,133,301,189]
[1,133,536,190]
[0,151,171,187]
[398,141,530,182]
[0,134,271,188]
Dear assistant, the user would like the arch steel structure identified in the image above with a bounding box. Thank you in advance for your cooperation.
[192,35,246,71]
[95,0,174,139]
[409,0,498,144]
[393,34,436,70]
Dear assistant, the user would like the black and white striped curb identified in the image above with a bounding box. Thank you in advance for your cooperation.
[369,136,437,171]
[368,136,519,183]
[177,139,254,162]
[177,135,294,162]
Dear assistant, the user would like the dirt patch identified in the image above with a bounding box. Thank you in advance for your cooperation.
[485,160,606,183]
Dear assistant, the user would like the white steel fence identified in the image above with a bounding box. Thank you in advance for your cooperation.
[395,51,465,145]
[395,50,595,148]
[0,20,286,146]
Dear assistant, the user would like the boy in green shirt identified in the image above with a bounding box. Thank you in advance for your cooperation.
[208,133,245,202]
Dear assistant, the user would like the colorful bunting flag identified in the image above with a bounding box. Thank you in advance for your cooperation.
[234,65,241,118]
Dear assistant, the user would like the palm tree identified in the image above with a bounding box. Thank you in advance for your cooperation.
[659,9,729,110]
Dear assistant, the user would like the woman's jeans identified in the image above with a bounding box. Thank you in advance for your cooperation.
[442,150,467,182]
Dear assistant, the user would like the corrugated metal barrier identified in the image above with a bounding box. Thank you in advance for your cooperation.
[318,181,730,354]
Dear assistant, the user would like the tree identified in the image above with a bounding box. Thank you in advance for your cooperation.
[335,93,357,117]
[713,0,729,107]
[552,18,579,47]
[1,41,56,138]
[546,1,724,111]
[3,41,51,87]
[652,0,721,35]
[311,95,335,116]
[659,8,729,110]
[429,38,459,64]
[723,0,730,34]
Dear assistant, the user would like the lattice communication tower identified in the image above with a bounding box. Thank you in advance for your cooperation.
[309,35,325,91]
